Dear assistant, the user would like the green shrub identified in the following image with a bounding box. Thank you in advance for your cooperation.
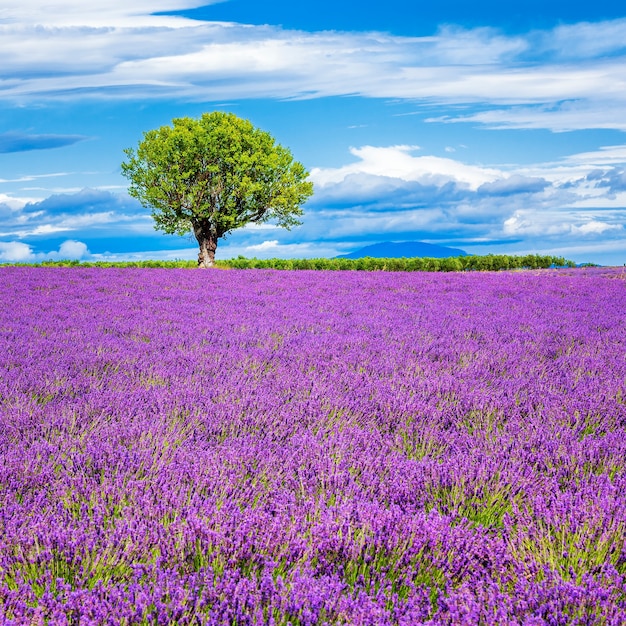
[1,254,576,272]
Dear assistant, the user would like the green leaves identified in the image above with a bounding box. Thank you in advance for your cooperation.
[121,112,314,261]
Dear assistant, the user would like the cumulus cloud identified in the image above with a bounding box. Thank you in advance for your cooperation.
[310,173,465,210]
[246,240,280,252]
[0,188,149,238]
[28,187,143,215]
[503,210,624,238]
[311,145,502,190]
[0,194,28,211]
[574,220,623,236]
[0,239,90,262]
[0,241,34,262]
[477,175,549,196]
[0,3,625,132]
[57,239,90,258]
[299,143,626,262]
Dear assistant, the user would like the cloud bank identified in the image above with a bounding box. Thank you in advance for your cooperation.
[0,188,151,246]
[306,145,625,242]
[2,144,624,264]
[1,2,626,131]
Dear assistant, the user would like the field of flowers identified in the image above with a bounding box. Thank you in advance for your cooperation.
[0,266,625,624]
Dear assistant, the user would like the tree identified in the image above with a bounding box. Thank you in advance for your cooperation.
[121,112,314,268]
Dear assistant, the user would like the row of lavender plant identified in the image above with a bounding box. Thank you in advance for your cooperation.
[0,267,624,624]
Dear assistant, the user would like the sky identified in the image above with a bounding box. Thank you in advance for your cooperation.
[1,0,626,265]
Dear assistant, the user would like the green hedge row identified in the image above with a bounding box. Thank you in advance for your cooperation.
[220,254,575,271]
[3,254,576,271]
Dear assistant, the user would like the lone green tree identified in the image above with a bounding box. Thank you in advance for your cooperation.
[121,112,314,268]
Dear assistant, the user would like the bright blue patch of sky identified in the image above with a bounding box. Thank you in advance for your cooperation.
[165,0,624,35]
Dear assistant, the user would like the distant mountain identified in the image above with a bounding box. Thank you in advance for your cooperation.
[336,241,468,259]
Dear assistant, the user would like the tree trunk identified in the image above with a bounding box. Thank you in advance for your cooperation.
[194,222,218,268]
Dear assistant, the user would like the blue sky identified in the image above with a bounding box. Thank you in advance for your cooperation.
[1,0,626,265]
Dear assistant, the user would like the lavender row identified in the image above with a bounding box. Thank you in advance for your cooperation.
[0,267,625,624]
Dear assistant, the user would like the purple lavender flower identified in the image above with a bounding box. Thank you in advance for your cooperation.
[0,266,624,623]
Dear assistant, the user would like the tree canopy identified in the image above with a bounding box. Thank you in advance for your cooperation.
[121,112,314,267]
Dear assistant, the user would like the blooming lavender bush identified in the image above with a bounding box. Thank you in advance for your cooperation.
[0,267,624,624]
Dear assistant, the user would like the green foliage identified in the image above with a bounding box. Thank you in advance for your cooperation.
[121,112,313,267]
[3,259,198,268]
[218,253,574,271]
[509,516,626,583]
[2,253,576,271]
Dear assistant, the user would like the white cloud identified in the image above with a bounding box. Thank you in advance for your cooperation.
[0,4,625,132]
[569,193,626,209]
[540,19,626,60]
[300,143,626,264]
[310,145,501,190]
[4,210,132,238]
[0,193,29,210]
[0,239,90,261]
[57,239,89,258]
[0,0,214,27]
[574,221,623,236]
[246,239,279,251]
[0,172,70,185]
[563,145,626,166]
[433,97,626,132]
[503,210,624,238]
[0,188,149,239]
[231,241,342,259]
[0,241,34,261]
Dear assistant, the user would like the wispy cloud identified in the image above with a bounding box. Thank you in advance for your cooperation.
[429,97,626,132]
[0,0,215,27]
[1,3,626,132]
[0,172,71,184]
[0,132,88,153]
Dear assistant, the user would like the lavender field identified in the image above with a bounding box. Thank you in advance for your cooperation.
[1,267,625,625]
